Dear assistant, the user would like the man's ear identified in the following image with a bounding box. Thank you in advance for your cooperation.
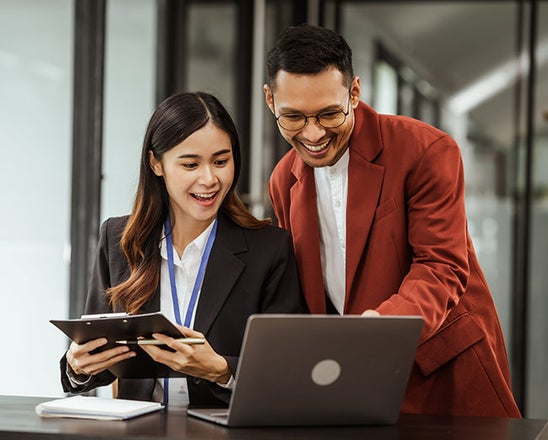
[350,76,361,108]
[264,84,275,114]
[149,150,163,176]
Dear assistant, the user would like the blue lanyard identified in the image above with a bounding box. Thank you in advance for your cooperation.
[163,216,218,405]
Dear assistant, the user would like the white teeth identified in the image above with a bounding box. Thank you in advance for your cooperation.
[302,139,330,152]
[193,192,216,200]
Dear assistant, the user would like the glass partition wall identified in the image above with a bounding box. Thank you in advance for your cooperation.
[329,0,547,418]
[528,0,548,419]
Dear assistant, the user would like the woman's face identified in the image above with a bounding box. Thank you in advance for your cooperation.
[150,122,235,229]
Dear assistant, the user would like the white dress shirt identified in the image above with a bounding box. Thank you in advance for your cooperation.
[314,149,349,314]
[158,220,215,407]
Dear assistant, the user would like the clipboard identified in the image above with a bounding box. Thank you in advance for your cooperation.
[51,312,186,378]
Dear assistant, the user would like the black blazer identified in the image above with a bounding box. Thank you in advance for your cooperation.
[61,212,307,406]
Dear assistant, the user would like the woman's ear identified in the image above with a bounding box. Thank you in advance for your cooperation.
[149,150,163,176]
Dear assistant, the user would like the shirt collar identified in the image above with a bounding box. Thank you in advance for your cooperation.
[160,218,216,261]
[314,147,350,178]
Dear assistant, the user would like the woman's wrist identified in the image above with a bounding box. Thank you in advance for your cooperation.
[66,363,93,387]
[210,355,231,384]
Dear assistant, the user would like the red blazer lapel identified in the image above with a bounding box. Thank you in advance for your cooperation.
[345,103,385,311]
[289,160,326,313]
[345,153,384,309]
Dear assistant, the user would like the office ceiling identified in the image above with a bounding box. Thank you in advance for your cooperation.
[345,2,548,148]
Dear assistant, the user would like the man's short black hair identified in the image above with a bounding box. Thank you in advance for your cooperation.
[266,24,354,90]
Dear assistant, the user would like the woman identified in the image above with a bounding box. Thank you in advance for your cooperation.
[60,92,307,407]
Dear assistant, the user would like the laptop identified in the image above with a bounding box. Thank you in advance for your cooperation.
[187,314,423,427]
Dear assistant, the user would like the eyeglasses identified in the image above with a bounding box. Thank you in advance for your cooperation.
[273,90,352,131]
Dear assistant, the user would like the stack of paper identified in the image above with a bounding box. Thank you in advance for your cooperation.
[35,396,163,420]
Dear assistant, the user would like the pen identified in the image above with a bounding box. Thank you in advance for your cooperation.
[115,337,205,346]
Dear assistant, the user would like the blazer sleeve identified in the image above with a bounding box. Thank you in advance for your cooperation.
[375,134,470,337]
[60,218,120,393]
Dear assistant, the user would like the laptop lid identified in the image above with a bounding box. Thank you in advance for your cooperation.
[188,314,423,427]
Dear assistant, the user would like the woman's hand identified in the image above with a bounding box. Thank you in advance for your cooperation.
[139,325,231,384]
[66,338,136,376]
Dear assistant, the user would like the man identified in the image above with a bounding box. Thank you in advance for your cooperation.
[264,24,521,418]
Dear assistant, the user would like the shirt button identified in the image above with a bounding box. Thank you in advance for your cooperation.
[335,200,341,208]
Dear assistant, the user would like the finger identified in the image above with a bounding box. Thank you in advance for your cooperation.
[83,350,137,375]
[139,343,162,357]
[70,338,108,356]
[150,332,172,344]
[177,326,204,338]
[86,345,134,365]
[151,333,195,355]
[70,341,128,365]
[74,346,135,375]
[140,344,182,370]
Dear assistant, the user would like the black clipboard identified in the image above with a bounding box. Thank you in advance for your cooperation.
[51,312,185,378]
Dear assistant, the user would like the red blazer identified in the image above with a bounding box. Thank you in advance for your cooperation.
[269,101,521,418]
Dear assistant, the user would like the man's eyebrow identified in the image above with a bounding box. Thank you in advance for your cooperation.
[176,148,232,159]
[278,103,343,114]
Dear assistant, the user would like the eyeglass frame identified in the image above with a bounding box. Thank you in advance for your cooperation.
[272,88,353,131]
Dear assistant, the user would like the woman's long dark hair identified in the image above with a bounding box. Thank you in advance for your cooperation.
[107,92,270,314]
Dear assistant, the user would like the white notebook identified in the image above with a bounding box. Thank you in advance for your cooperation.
[36,396,163,420]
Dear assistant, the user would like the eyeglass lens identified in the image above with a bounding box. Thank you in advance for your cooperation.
[276,92,351,131]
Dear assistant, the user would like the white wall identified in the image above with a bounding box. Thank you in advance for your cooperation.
[0,0,155,398]
[0,0,73,397]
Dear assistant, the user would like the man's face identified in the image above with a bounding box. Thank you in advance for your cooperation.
[264,66,360,168]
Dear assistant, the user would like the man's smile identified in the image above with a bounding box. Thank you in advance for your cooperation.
[300,137,332,153]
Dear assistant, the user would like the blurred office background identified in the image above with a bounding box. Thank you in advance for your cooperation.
[0,0,546,418]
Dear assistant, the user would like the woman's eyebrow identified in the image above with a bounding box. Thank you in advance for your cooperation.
[177,149,232,159]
